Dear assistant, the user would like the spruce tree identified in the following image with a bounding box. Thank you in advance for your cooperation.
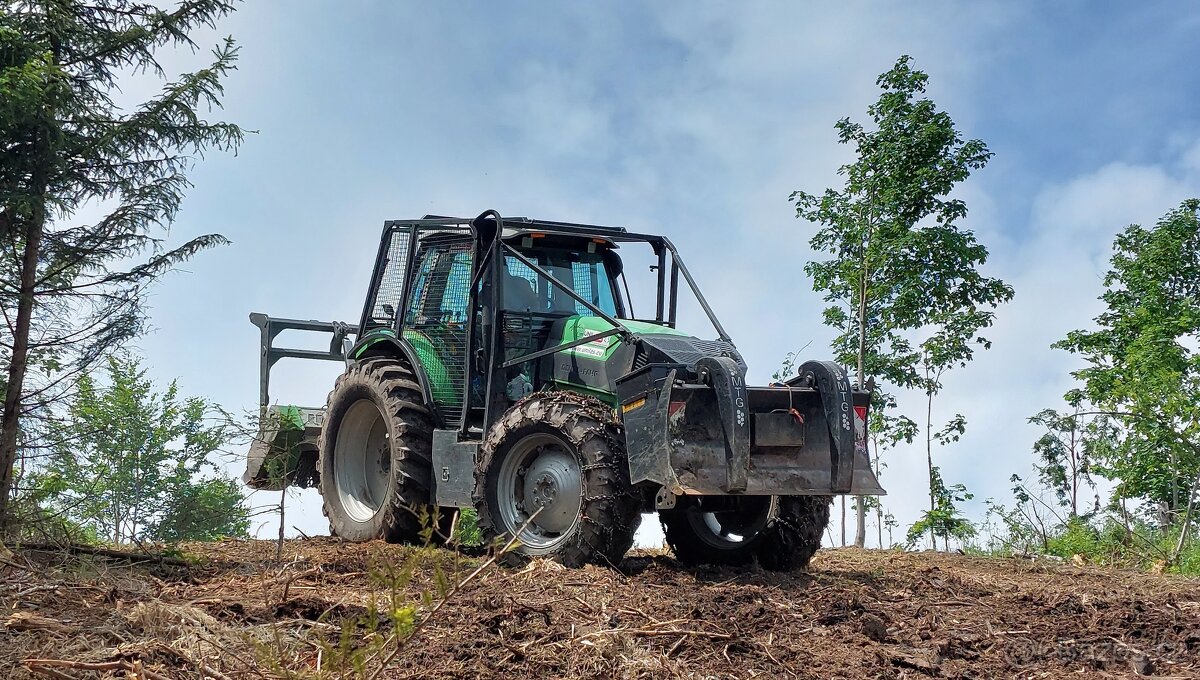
[0,1,243,526]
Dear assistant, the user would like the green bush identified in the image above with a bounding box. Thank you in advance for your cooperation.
[1174,537,1200,575]
[453,508,483,547]
[970,499,1200,576]
[1045,517,1101,560]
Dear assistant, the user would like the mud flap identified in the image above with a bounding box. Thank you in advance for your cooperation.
[620,367,685,494]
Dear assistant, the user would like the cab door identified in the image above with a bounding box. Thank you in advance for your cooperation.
[399,237,473,426]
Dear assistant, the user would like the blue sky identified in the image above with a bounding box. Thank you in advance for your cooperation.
[112,1,1200,544]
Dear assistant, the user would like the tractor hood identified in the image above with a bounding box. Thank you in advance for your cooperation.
[542,316,745,401]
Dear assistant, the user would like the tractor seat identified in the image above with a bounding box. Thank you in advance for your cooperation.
[502,272,539,312]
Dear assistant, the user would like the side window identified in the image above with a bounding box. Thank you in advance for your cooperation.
[404,246,472,326]
[361,226,414,330]
[403,250,437,327]
[570,260,616,316]
[401,240,473,425]
[440,253,471,323]
[504,256,539,291]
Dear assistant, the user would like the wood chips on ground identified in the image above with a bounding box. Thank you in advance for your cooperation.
[2,538,1198,679]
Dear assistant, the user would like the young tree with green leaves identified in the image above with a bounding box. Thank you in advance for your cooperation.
[1028,407,1113,517]
[911,415,972,549]
[907,466,975,550]
[914,267,1012,546]
[792,55,1006,547]
[866,392,916,547]
[0,1,243,527]
[37,354,247,543]
[1055,199,1200,564]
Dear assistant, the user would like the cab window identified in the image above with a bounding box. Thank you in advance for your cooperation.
[502,249,619,317]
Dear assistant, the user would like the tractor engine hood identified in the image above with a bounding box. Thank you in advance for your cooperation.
[540,316,745,400]
[550,315,745,370]
[636,333,747,376]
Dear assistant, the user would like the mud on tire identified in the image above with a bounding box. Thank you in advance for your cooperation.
[472,392,641,568]
[318,356,448,543]
[661,495,831,571]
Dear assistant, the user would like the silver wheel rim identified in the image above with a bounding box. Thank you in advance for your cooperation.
[496,432,583,554]
[333,399,391,522]
[686,496,776,550]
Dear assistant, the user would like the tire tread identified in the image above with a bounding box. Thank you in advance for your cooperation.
[472,392,641,568]
[319,357,444,543]
[661,495,832,571]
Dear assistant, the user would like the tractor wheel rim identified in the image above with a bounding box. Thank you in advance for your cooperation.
[496,432,583,552]
[333,399,391,523]
[688,496,776,549]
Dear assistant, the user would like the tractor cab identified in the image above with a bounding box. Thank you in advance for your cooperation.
[384,226,640,432]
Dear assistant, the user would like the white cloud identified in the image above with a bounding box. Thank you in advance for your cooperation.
[1032,162,1196,240]
[1181,138,1200,175]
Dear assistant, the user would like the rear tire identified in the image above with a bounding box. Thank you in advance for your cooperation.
[473,392,641,568]
[318,357,449,543]
[661,495,831,570]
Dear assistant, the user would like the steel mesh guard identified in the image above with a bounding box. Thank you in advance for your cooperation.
[570,262,597,315]
[405,241,473,425]
[363,227,413,330]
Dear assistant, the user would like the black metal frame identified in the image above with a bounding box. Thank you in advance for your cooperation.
[359,212,731,336]
[253,210,735,428]
[349,211,738,429]
[250,313,353,409]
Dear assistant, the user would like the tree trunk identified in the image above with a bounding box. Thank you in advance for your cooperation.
[853,264,869,548]
[926,384,936,550]
[276,487,286,562]
[873,443,884,548]
[840,497,846,547]
[1169,470,1199,567]
[1169,449,1179,525]
[113,495,121,545]
[854,497,867,548]
[1120,495,1132,543]
[0,176,47,528]
[1068,415,1078,517]
[876,505,883,548]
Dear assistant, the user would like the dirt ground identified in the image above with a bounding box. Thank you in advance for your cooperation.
[2,538,1199,679]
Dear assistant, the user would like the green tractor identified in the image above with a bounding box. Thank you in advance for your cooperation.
[245,211,884,569]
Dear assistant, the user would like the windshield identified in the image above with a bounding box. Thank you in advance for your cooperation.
[503,248,619,317]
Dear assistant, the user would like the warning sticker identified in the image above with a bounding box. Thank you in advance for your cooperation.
[568,329,612,358]
[854,405,868,455]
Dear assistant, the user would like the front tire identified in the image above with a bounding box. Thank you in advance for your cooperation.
[661,495,831,570]
[318,357,446,543]
[472,393,641,568]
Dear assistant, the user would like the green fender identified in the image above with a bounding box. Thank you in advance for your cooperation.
[348,329,457,412]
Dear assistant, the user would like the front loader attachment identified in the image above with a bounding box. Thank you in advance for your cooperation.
[244,405,323,490]
[617,359,885,498]
[242,313,354,490]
